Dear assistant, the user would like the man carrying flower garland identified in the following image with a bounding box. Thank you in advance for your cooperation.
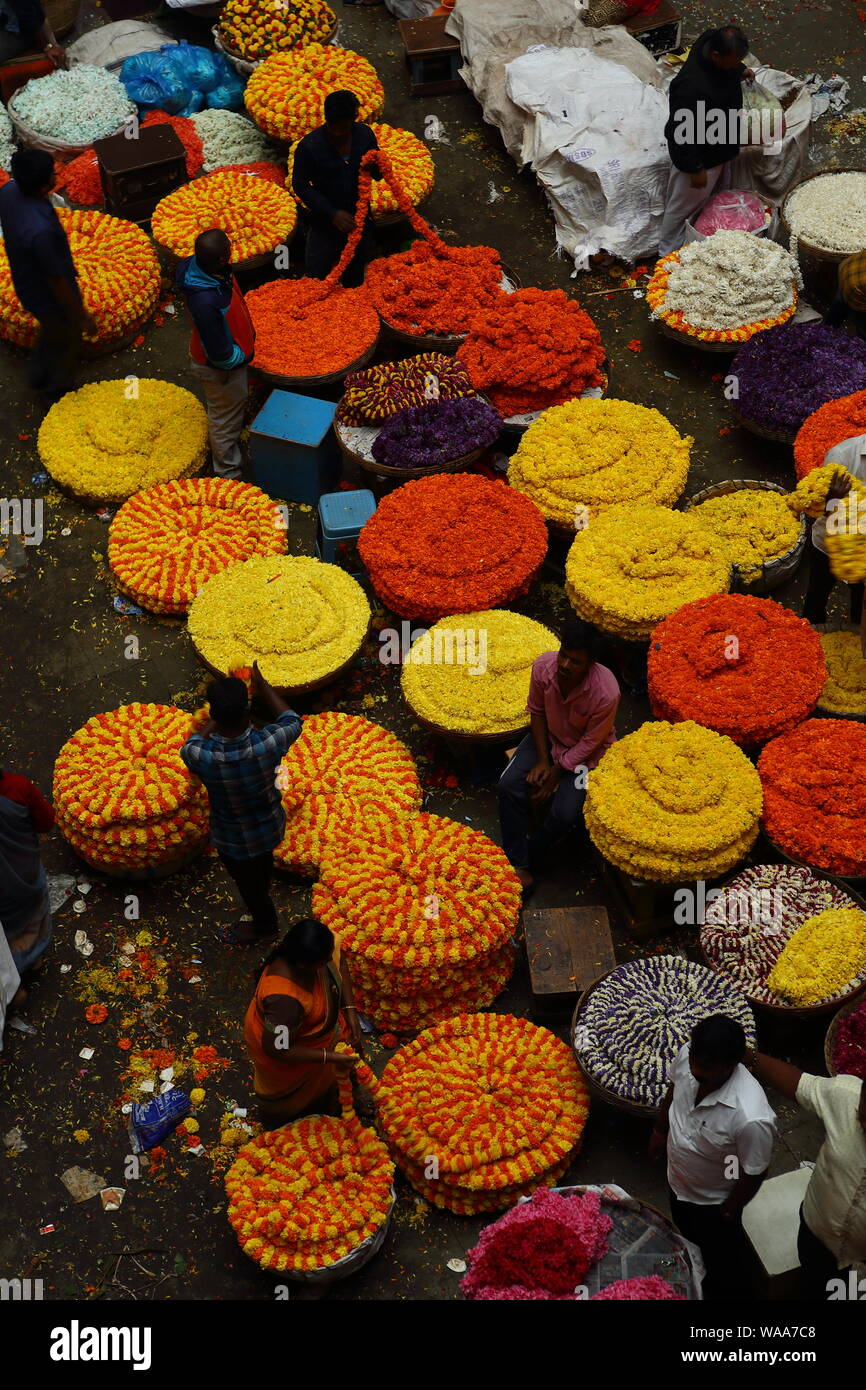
[749,1050,866,1300]
[497,619,619,892]
[650,1015,776,1301]
[176,227,256,481]
[658,25,754,257]
[181,663,301,945]
[292,89,380,288]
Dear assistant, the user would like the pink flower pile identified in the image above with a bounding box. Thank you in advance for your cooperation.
[592,1275,685,1301]
[461,1188,612,1301]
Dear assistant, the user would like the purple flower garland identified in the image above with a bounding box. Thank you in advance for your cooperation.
[371,396,502,469]
[731,322,866,435]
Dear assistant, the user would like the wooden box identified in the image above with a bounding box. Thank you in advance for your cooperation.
[524,905,615,1019]
[398,16,463,97]
[94,125,187,224]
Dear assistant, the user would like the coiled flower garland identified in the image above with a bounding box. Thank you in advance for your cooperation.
[758,718,866,877]
[767,909,866,1007]
[341,353,474,424]
[244,44,384,141]
[355,1013,589,1213]
[151,170,297,262]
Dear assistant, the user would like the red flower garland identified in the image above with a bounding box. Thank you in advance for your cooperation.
[357,472,548,621]
[648,594,827,745]
[758,718,866,876]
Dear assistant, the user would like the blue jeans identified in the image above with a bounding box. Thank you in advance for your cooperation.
[497,735,587,872]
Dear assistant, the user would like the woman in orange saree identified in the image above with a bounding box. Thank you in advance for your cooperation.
[243,917,361,1123]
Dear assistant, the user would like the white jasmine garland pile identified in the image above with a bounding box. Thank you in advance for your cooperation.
[655,231,801,332]
[573,956,755,1108]
[0,108,14,171]
[784,172,866,256]
[11,65,134,147]
[190,109,280,172]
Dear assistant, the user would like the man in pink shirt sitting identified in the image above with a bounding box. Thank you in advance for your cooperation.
[498,619,620,890]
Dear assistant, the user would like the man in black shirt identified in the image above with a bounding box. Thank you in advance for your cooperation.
[0,148,96,401]
[291,89,380,288]
[0,0,65,64]
[658,25,754,256]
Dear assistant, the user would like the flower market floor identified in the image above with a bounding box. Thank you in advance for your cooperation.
[0,0,862,1302]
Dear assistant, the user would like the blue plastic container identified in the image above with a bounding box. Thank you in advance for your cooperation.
[315,489,376,568]
[249,391,342,505]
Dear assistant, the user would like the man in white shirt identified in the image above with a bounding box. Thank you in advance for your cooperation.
[751,1051,866,1299]
[649,1015,776,1299]
[803,433,866,625]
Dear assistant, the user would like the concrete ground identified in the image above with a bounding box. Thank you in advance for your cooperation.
[0,0,862,1301]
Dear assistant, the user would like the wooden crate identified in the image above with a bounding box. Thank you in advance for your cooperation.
[94,125,187,224]
[524,905,615,1019]
[398,16,463,97]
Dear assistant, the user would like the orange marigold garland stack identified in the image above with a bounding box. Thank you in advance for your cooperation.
[356,1013,589,1214]
[312,815,520,1031]
[151,170,297,262]
[794,390,866,480]
[225,1067,395,1273]
[357,473,547,622]
[108,478,286,615]
[274,712,422,875]
[53,704,209,874]
[457,288,605,418]
[244,44,384,142]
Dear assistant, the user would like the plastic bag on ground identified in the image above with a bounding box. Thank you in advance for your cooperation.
[121,51,191,113]
[177,91,206,117]
[694,191,773,236]
[205,72,246,111]
[67,20,174,71]
[169,41,223,94]
[741,81,785,146]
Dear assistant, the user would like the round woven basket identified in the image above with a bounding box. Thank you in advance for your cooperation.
[372,197,429,229]
[733,411,798,446]
[697,931,866,1023]
[682,479,806,594]
[7,92,132,156]
[45,0,81,37]
[781,166,866,263]
[824,990,866,1075]
[378,266,521,356]
[571,972,659,1120]
[213,17,340,75]
[194,622,370,698]
[812,620,866,722]
[253,336,378,392]
[333,404,485,480]
[404,699,529,746]
[159,234,294,279]
[657,320,764,353]
[763,830,866,892]
[276,1185,394,1285]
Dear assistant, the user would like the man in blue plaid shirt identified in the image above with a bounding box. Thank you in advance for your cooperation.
[181,662,301,944]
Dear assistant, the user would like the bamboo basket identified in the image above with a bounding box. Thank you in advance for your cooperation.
[763,830,866,891]
[403,700,529,746]
[193,622,370,698]
[682,479,806,594]
[571,971,659,1119]
[824,991,866,1075]
[7,91,132,156]
[812,620,866,722]
[253,336,378,392]
[45,0,81,36]
[73,839,208,882]
[213,17,340,75]
[733,411,798,445]
[781,166,866,263]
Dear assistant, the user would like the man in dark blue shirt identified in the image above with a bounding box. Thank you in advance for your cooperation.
[0,0,65,65]
[0,148,96,400]
[291,89,380,288]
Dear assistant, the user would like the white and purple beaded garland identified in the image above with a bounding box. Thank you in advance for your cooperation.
[701,864,861,1005]
[573,955,755,1108]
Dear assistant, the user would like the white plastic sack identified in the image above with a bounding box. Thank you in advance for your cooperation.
[384,0,437,17]
[66,20,174,72]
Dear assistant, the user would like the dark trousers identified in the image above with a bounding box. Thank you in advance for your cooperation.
[304,221,373,289]
[217,849,278,935]
[803,543,864,625]
[669,1189,749,1301]
[797,1207,850,1300]
[824,292,866,340]
[29,311,83,399]
[497,734,587,872]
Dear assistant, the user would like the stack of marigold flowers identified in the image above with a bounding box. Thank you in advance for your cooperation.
[53,704,209,874]
[687,487,801,584]
[312,815,520,1031]
[358,473,547,622]
[794,390,866,480]
[219,0,336,62]
[273,712,421,875]
[341,353,474,423]
[785,465,866,583]
[246,276,379,377]
[758,718,866,877]
[364,242,504,337]
[108,478,285,615]
[648,594,826,745]
[508,398,691,526]
[565,503,731,641]
[288,123,434,217]
[401,611,557,737]
[817,629,866,715]
[355,1013,589,1213]
[585,720,762,882]
[458,288,605,418]
[244,44,384,141]
[766,908,866,1007]
[0,208,159,349]
[151,170,297,262]
[225,1067,394,1273]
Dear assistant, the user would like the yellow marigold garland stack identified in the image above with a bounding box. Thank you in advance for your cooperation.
[274,712,422,875]
[312,814,520,1032]
[151,170,297,262]
[245,44,384,142]
[225,1067,395,1273]
[108,478,286,615]
[585,720,763,882]
[53,704,209,873]
[356,1013,589,1214]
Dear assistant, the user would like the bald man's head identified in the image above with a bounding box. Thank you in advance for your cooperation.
[195,229,232,273]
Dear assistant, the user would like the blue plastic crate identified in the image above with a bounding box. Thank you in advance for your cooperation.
[315,489,376,566]
[249,390,341,505]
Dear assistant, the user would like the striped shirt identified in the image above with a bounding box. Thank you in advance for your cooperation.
[180,711,301,859]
